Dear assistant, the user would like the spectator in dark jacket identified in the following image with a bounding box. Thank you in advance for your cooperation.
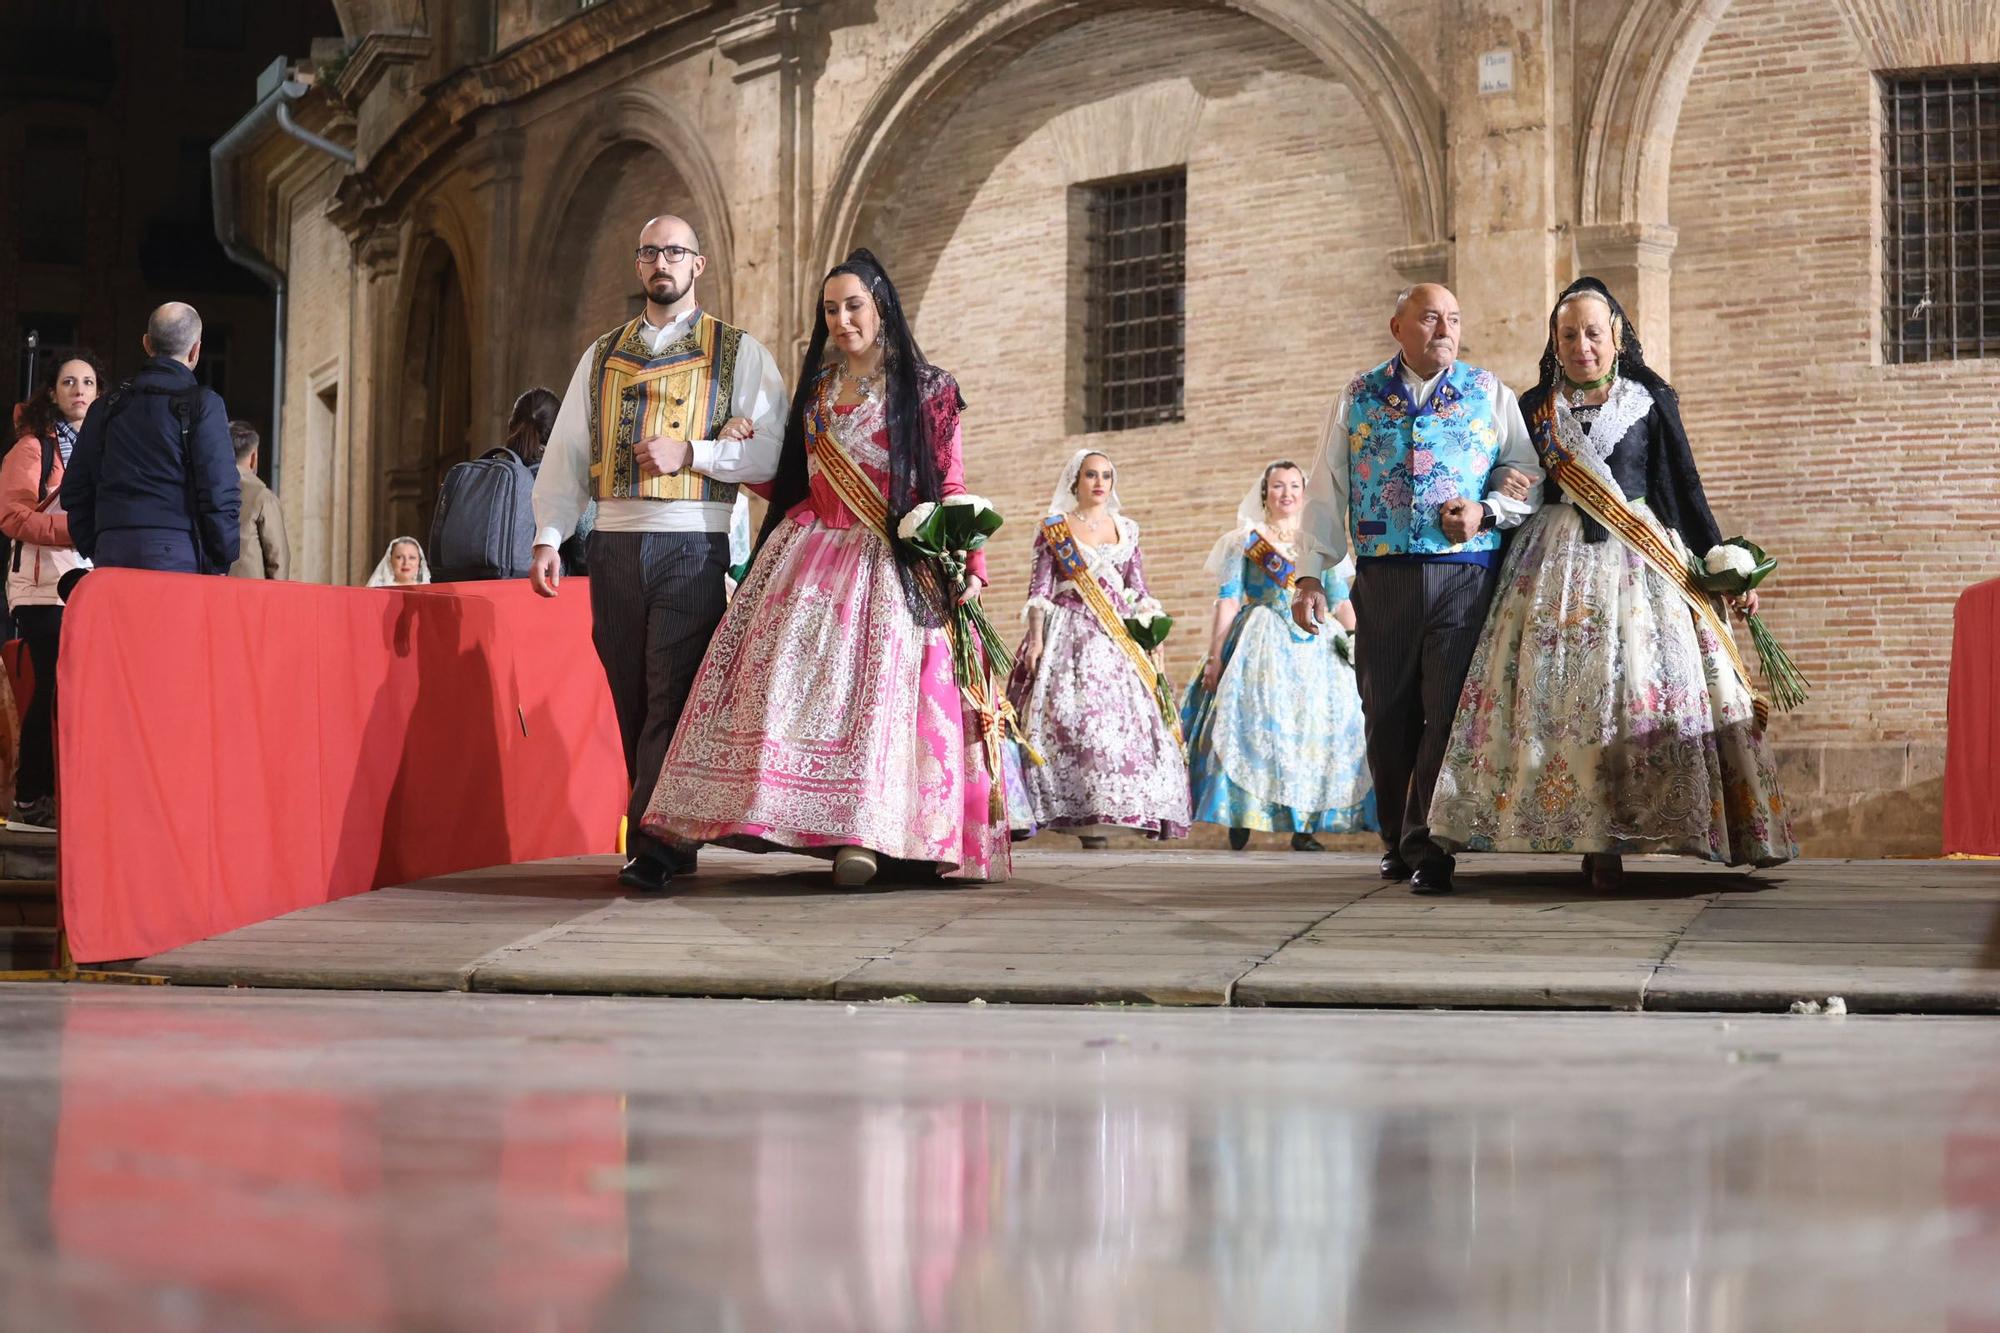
[61,302,239,574]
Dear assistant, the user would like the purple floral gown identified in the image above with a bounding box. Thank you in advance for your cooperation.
[1004,514,1190,839]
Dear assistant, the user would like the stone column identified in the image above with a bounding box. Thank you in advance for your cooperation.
[1572,220,1679,377]
[465,119,526,448]
[1444,0,1560,388]
[349,224,401,584]
[717,1,825,360]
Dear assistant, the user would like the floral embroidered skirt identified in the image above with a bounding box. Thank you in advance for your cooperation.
[1180,602,1376,834]
[642,516,1009,881]
[1004,598,1190,838]
[1429,502,1795,866]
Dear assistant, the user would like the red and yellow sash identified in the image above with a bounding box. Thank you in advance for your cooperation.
[1536,403,1769,725]
[1042,513,1182,744]
[807,383,1017,810]
[804,378,891,532]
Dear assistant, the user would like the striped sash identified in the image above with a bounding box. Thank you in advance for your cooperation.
[1536,401,1770,724]
[1042,514,1183,743]
[808,390,1014,812]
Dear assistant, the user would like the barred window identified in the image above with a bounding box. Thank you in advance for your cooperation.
[1881,68,2000,363]
[1083,171,1186,431]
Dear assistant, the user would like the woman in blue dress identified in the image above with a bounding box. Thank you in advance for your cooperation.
[1180,461,1375,850]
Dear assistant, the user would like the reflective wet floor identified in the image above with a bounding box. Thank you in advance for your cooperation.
[1,986,1996,1332]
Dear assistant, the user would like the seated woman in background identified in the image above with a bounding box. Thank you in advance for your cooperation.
[366,536,431,587]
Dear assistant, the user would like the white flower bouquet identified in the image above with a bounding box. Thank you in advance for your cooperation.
[897,494,1011,686]
[1689,537,1808,712]
[1120,596,1173,653]
[1116,596,1180,727]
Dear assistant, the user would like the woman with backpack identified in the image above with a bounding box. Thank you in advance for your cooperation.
[1,349,104,829]
[429,387,587,581]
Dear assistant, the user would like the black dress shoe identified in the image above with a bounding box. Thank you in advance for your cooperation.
[1228,827,1251,851]
[670,846,699,876]
[616,856,673,895]
[1290,833,1325,853]
[1379,852,1413,881]
[1410,862,1454,895]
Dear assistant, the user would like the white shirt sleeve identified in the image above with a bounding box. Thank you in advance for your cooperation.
[1300,392,1353,580]
[687,333,787,485]
[1481,383,1545,530]
[532,347,597,552]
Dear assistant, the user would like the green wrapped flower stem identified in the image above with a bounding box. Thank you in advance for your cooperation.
[899,500,1012,691]
[1746,613,1810,713]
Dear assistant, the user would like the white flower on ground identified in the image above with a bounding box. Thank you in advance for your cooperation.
[1704,544,1757,578]
[897,501,938,543]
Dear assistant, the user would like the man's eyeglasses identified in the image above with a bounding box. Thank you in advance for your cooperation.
[635,244,700,265]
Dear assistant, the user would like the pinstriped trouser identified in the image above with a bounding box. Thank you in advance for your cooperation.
[1349,559,1498,869]
[586,530,730,865]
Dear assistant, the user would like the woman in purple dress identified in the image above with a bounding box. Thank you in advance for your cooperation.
[1006,448,1189,845]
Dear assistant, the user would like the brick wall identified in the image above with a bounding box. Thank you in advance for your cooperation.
[872,8,1405,676]
[1669,0,1998,853]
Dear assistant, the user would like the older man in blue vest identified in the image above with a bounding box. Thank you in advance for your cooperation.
[1292,283,1543,894]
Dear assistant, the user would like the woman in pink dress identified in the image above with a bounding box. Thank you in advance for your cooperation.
[642,249,1008,886]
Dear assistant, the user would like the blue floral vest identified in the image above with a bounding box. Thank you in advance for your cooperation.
[1344,357,1504,558]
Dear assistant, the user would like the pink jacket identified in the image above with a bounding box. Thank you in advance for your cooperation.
[1,434,87,608]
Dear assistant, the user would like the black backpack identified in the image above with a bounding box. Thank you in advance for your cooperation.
[428,447,537,581]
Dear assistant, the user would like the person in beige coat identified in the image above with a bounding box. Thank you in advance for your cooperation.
[227,421,288,581]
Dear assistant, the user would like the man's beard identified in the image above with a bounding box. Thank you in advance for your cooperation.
[644,276,684,307]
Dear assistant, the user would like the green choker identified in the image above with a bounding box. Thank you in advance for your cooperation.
[1562,368,1617,394]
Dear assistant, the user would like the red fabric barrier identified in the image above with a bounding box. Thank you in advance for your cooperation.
[57,571,626,961]
[1945,577,2000,855]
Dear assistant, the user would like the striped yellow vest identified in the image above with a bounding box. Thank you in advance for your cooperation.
[585,311,744,503]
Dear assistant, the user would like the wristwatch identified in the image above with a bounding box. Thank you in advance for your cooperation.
[1477,505,1498,532]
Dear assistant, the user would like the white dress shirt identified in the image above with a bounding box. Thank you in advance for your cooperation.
[1300,359,1544,581]
[532,306,788,550]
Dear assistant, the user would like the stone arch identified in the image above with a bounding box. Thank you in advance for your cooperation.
[1826,0,2000,67]
[1578,0,1735,227]
[822,4,1418,639]
[813,0,1445,281]
[517,90,736,387]
[378,203,480,553]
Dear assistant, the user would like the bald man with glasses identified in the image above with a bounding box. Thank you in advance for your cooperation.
[531,213,786,895]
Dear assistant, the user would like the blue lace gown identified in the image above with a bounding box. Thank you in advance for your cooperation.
[1179,551,1376,834]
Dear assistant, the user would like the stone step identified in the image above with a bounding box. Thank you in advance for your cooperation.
[0,926,59,971]
[0,826,57,883]
[2,849,55,881]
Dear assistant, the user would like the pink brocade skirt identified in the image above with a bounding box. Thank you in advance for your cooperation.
[641,516,1010,881]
